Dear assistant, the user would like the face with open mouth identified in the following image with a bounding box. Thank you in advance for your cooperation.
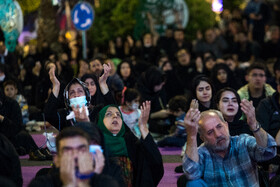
[218,91,238,120]
[103,107,123,135]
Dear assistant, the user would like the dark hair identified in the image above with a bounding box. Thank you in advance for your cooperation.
[81,74,98,87]
[174,28,184,33]
[116,59,134,78]
[142,66,166,92]
[156,54,169,65]
[3,80,17,89]
[273,59,280,74]
[223,54,234,61]
[55,127,91,154]
[210,63,234,85]
[214,87,242,120]
[75,122,104,149]
[246,62,266,75]
[192,75,215,99]
[176,48,190,57]
[0,64,5,73]
[124,88,140,103]
[89,57,103,65]
[168,95,188,112]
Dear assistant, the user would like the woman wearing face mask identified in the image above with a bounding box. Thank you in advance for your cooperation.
[119,88,143,139]
[97,101,164,187]
[214,87,252,136]
[44,63,111,130]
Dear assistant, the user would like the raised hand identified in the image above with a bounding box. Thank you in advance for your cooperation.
[190,99,199,110]
[71,105,90,122]
[92,149,105,174]
[59,152,76,187]
[99,63,111,94]
[139,101,151,139]
[240,99,257,130]
[184,108,200,137]
[48,64,60,98]
[99,63,111,85]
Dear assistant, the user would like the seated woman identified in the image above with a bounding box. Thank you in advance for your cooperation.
[116,59,136,89]
[44,62,114,130]
[81,73,116,123]
[97,101,164,187]
[191,75,215,112]
[136,66,171,134]
[214,87,252,136]
[210,63,242,92]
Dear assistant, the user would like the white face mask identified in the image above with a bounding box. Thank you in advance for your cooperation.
[0,74,5,81]
[131,102,139,110]
[69,96,87,108]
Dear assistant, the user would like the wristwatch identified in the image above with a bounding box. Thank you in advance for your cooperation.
[250,122,261,133]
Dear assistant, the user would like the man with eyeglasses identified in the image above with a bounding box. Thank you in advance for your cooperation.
[238,63,275,109]
[29,127,118,187]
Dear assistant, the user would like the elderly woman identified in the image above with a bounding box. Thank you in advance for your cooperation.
[97,101,164,187]
[44,62,112,130]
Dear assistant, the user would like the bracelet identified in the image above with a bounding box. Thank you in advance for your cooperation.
[251,122,261,133]
[75,170,95,180]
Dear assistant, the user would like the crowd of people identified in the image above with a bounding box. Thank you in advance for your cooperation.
[1,0,280,186]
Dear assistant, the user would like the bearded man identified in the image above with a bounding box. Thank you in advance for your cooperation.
[182,99,277,187]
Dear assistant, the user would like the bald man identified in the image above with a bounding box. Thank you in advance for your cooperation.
[182,99,277,187]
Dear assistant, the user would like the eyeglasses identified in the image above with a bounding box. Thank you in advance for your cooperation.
[61,144,88,154]
[251,73,265,77]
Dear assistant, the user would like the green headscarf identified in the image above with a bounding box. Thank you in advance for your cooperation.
[97,105,128,157]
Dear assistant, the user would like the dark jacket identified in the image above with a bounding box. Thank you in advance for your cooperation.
[227,108,252,136]
[28,167,119,187]
[123,129,164,187]
[0,133,22,187]
[256,92,280,137]
[44,91,115,130]
[0,93,23,139]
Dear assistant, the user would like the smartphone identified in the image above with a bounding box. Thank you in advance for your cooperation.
[89,145,103,154]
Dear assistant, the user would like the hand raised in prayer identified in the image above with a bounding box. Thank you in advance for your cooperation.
[71,105,90,122]
[240,99,257,130]
[48,64,60,98]
[184,108,200,137]
[139,101,151,139]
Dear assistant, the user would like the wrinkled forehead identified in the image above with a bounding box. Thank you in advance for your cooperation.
[69,83,84,91]
[199,112,224,130]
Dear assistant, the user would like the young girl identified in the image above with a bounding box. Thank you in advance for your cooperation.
[211,63,242,92]
[119,88,142,139]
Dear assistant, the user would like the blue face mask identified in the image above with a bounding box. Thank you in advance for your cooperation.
[69,96,87,108]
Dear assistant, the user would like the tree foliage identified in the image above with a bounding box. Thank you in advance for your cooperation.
[88,0,138,47]
[184,0,216,40]
[37,0,60,52]
[88,0,217,46]
[223,0,244,11]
